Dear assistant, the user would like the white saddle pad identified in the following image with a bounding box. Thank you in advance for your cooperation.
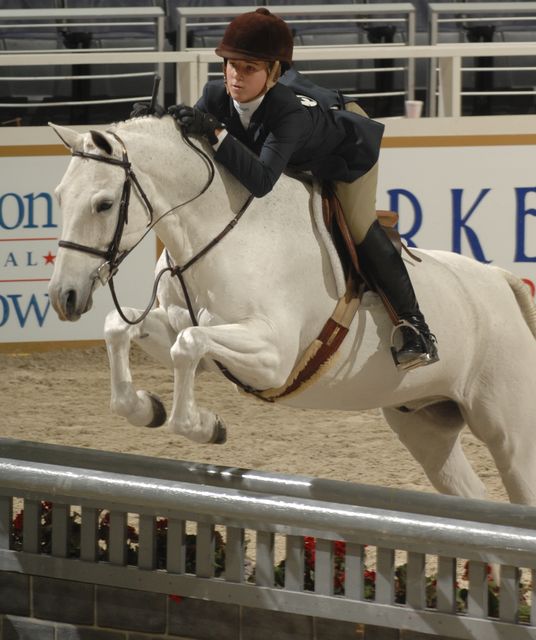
[311,180,346,299]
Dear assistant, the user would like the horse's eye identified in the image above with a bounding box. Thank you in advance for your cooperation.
[96,200,113,213]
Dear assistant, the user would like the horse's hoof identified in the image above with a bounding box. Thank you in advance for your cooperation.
[209,417,227,445]
[145,392,167,428]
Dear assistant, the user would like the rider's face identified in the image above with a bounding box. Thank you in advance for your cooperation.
[225,59,269,102]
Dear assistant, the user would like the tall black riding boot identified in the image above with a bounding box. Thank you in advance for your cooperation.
[356,220,439,370]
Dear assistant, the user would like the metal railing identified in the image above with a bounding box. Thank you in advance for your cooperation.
[1,43,536,121]
[1,4,536,122]
[175,3,417,103]
[0,7,166,110]
[0,438,535,638]
[428,2,536,116]
[199,42,536,117]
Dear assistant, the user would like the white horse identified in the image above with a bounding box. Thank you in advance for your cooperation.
[48,116,536,506]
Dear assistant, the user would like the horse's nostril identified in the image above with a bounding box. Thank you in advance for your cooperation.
[65,289,77,316]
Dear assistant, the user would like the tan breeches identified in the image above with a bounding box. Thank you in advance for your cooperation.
[334,102,379,244]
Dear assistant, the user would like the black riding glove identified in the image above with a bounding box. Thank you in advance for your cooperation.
[168,104,222,145]
[130,101,166,119]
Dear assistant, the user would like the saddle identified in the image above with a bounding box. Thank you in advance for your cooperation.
[242,181,421,403]
[251,186,411,403]
[321,183,404,300]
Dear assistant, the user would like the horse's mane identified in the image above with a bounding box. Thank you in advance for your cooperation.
[110,115,178,137]
[109,115,254,210]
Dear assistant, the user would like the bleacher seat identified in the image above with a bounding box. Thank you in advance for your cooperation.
[0,0,62,39]
[496,28,536,96]
[57,1,162,109]
[0,0,61,9]
[62,0,160,41]
[293,28,368,94]
[0,2,67,112]
[165,0,253,43]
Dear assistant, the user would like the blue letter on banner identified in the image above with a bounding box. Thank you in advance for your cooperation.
[515,187,536,262]
[451,188,491,263]
[0,193,24,230]
[387,189,422,247]
[3,294,51,328]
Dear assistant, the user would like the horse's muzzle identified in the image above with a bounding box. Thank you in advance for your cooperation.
[48,283,94,322]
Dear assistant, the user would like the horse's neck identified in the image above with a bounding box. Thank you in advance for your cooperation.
[120,119,250,259]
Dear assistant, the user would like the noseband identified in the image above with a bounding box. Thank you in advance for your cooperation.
[57,126,252,326]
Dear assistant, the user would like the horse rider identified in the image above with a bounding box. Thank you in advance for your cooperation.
[132,8,438,371]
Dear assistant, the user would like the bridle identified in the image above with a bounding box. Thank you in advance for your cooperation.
[57,126,252,326]
[59,131,155,288]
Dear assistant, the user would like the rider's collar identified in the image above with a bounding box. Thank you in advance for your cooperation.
[233,94,265,127]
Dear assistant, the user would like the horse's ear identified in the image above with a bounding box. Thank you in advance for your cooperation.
[89,130,114,156]
[48,122,83,151]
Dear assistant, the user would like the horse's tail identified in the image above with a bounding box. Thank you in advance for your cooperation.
[495,267,536,338]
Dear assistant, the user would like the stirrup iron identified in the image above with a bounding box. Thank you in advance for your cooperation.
[390,320,439,372]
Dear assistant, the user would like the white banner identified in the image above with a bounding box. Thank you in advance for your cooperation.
[0,152,156,344]
[1,121,535,346]
[377,142,536,297]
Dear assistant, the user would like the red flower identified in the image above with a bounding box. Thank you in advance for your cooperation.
[12,511,23,532]
[304,536,315,550]
[334,570,345,590]
[304,536,316,568]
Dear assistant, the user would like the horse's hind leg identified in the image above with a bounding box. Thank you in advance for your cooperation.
[383,401,488,499]
[104,305,189,428]
[462,380,536,505]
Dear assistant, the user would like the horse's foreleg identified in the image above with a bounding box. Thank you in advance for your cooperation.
[168,321,287,444]
[104,306,185,428]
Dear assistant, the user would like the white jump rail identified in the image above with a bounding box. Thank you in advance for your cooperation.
[428,2,536,116]
[0,438,535,638]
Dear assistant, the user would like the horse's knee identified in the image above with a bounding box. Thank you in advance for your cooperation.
[171,327,207,365]
[104,309,140,342]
